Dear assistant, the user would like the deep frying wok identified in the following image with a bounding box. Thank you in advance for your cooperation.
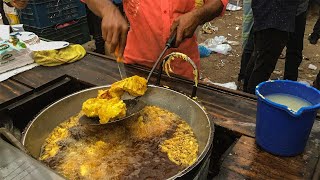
[21,84,214,179]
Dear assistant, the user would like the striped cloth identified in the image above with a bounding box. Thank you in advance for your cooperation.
[242,0,253,48]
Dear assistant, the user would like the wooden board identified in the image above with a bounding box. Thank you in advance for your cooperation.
[11,54,121,88]
[9,53,320,138]
[1,52,320,179]
[218,136,320,180]
[0,80,31,104]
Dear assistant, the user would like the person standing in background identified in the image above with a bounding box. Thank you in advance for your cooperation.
[244,0,306,94]
[283,0,308,81]
[237,0,253,90]
[85,6,105,54]
[314,71,320,90]
[309,0,320,44]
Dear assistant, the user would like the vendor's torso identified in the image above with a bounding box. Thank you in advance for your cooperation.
[123,0,202,79]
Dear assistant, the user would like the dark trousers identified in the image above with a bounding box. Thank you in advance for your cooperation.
[244,29,288,94]
[284,11,307,81]
[314,71,320,90]
[312,9,320,35]
[238,29,254,81]
[244,12,307,94]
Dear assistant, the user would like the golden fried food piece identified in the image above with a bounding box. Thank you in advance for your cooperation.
[122,75,147,96]
[160,122,198,167]
[98,98,126,124]
[40,115,79,160]
[81,75,147,124]
[97,75,147,98]
[82,98,109,117]
[126,106,178,140]
[163,52,199,87]
[97,88,124,100]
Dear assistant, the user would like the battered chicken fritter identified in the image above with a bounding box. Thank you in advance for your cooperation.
[82,75,147,124]
[82,98,110,117]
[98,98,126,124]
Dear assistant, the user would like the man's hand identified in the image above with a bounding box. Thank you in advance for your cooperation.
[170,11,200,47]
[10,0,28,9]
[101,5,129,57]
[170,0,224,47]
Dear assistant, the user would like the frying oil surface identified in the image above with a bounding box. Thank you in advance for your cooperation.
[40,106,198,180]
[265,93,312,112]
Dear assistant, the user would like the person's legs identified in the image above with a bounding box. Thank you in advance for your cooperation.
[284,11,307,81]
[91,16,105,54]
[313,71,320,90]
[238,29,254,82]
[245,29,288,94]
[309,9,320,44]
[85,5,105,54]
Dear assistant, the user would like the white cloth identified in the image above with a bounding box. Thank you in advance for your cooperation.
[0,25,10,40]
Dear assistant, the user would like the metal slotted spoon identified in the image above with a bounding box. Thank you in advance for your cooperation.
[79,32,176,126]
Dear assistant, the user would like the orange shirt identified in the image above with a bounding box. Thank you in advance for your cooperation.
[123,0,228,80]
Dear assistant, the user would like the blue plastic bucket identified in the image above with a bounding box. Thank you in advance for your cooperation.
[255,80,320,156]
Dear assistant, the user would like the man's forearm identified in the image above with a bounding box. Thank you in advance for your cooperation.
[84,0,115,18]
[194,0,224,25]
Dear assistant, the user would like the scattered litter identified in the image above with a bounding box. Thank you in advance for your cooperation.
[200,36,232,55]
[213,36,227,44]
[226,3,242,11]
[202,78,237,90]
[201,22,218,34]
[213,82,237,90]
[214,44,232,55]
[235,26,240,31]
[198,45,212,57]
[279,53,286,59]
[303,55,309,60]
[218,59,227,67]
[235,16,242,21]
[227,40,240,46]
[307,74,315,78]
[227,33,232,37]
[298,67,304,71]
[273,70,282,75]
[308,64,317,70]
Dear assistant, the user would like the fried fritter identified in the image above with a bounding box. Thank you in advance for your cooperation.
[81,75,147,124]
[98,98,126,124]
[122,75,147,96]
[82,98,109,117]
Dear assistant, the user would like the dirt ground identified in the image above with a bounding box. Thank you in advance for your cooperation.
[198,4,320,88]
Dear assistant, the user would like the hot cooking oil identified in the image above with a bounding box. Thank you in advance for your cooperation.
[40,106,199,180]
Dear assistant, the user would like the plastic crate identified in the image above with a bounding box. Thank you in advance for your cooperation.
[24,17,91,45]
[19,0,86,28]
